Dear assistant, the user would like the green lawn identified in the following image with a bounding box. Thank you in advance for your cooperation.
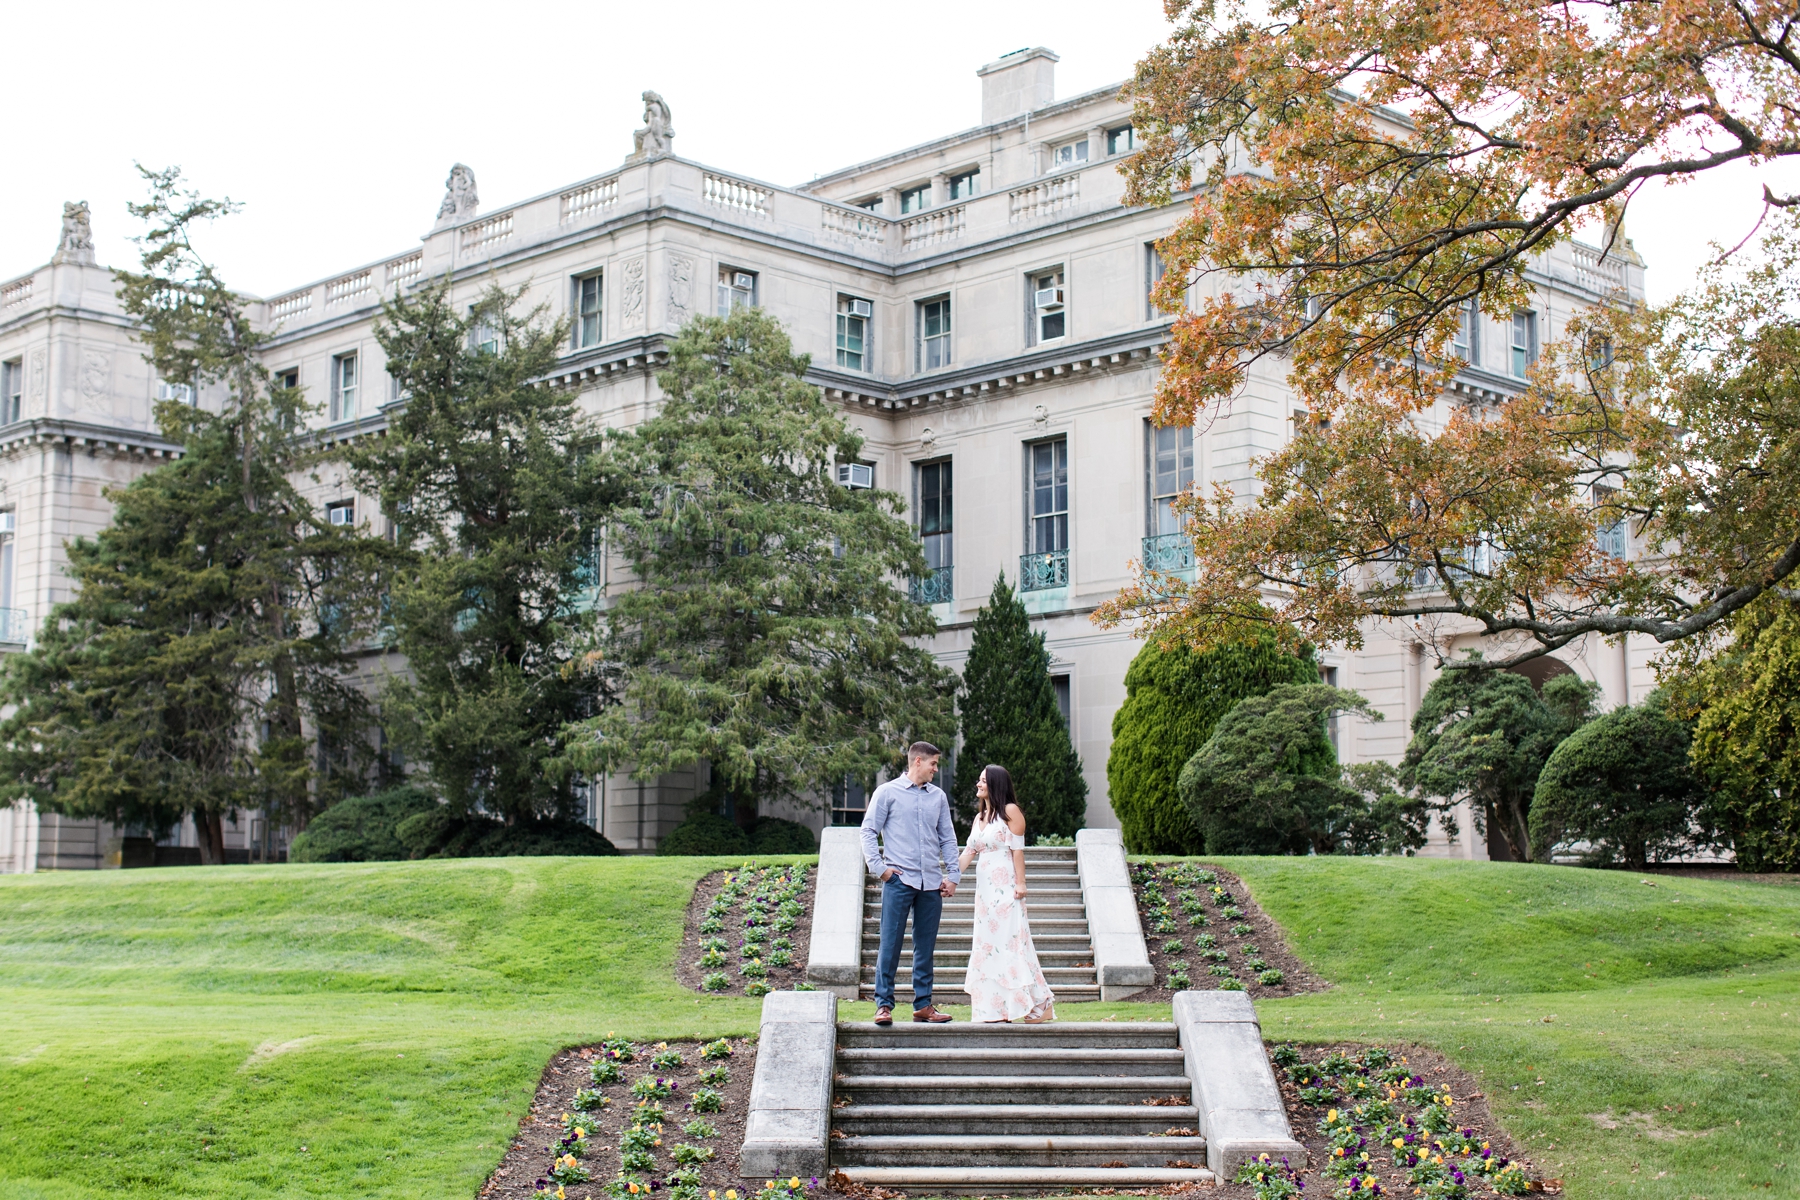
[2,856,1796,1199]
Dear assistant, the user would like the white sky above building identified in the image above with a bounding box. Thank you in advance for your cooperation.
[3,0,1790,305]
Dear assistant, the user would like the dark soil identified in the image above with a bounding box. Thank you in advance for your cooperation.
[1128,861,1328,1004]
[480,1037,758,1200]
[674,866,817,996]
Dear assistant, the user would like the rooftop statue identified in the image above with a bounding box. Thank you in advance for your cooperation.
[432,164,480,230]
[628,91,675,162]
[52,200,95,266]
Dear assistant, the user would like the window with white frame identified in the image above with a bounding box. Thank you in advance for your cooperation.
[1052,139,1089,169]
[1029,438,1070,554]
[948,170,980,200]
[918,296,951,371]
[836,295,872,370]
[1148,423,1194,536]
[469,309,501,355]
[0,509,15,617]
[1106,126,1137,155]
[1510,310,1538,377]
[573,271,603,349]
[330,353,358,423]
[1594,484,1627,558]
[2,359,22,424]
[326,500,355,528]
[1031,268,1067,343]
[830,775,868,826]
[717,266,757,315]
[916,459,952,572]
[274,367,299,393]
[1145,244,1166,321]
[899,184,931,214]
[1452,300,1479,364]
[1320,665,1340,749]
[155,379,195,405]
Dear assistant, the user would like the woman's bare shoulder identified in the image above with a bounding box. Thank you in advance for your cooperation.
[1005,803,1027,835]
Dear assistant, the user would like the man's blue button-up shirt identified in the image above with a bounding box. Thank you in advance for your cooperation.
[859,776,961,891]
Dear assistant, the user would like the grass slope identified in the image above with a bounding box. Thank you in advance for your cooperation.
[0,856,788,1200]
[3,856,1796,1198]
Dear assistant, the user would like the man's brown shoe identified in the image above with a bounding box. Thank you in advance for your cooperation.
[873,1006,894,1026]
[912,1004,953,1023]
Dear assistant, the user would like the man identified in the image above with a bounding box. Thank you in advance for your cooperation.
[860,741,959,1025]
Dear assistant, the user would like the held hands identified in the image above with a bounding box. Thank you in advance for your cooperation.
[940,880,958,898]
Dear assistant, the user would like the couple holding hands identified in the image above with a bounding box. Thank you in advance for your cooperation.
[858,741,1056,1026]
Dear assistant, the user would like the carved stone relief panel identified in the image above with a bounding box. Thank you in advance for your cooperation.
[620,256,646,330]
[666,253,694,328]
[79,349,110,401]
[28,348,46,414]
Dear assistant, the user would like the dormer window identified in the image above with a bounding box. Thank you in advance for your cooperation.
[948,170,980,200]
[900,185,931,214]
[1052,140,1089,169]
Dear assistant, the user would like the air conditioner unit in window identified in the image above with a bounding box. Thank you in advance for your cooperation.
[1034,287,1064,310]
[836,463,874,490]
[328,504,354,526]
[732,272,755,290]
[849,299,873,319]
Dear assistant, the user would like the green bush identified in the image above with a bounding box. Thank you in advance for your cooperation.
[1107,633,1319,854]
[657,812,753,856]
[1530,694,1713,868]
[393,807,618,858]
[748,817,816,853]
[289,787,438,863]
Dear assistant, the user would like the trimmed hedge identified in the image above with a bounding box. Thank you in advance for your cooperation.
[657,812,753,856]
[289,787,439,863]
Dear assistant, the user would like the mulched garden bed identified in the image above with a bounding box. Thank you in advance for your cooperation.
[675,864,816,997]
[480,1035,759,1200]
[1128,861,1327,1003]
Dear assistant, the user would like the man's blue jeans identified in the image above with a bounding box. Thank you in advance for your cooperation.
[872,875,942,1012]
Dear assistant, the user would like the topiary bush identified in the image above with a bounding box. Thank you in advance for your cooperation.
[393,807,618,858]
[657,812,753,856]
[289,786,439,862]
[748,817,816,853]
[1107,633,1320,854]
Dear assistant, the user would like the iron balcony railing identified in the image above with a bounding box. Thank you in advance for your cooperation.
[909,565,954,605]
[1019,549,1070,592]
[1141,532,1195,573]
[0,607,27,643]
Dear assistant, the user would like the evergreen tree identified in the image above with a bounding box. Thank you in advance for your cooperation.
[1107,633,1319,854]
[1401,663,1599,861]
[347,280,616,824]
[569,308,955,817]
[953,576,1087,839]
[0,168,383,860]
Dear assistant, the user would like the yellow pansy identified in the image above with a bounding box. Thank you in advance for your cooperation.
[790,1179,801,1189]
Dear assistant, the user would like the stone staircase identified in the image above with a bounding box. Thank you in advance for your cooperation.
[829,1019,1214,1192]
[858,846,1100,1003]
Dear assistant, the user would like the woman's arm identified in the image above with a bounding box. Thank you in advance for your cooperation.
[1006,804,1028,899]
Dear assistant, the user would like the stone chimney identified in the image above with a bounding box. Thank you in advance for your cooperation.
[978,47,1058,125]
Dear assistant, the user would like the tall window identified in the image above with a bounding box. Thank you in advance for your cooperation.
[330,353,358,423]
[717,266,757,315]
[273,367,299,392]
[1145,244,1166,321]
[469,308,502,355]
[1594,485,1627,558]
[948,170,980,200]
[1051,675,1072,733]
[0,509,15,618]
[918,296,951,370]
[1107,126,1137,155]
[900,185,931,214]
[574,272,603,349]
[2,359,23,424]
[1030,439,1069,553]
[1452,300,1479,364]
[836,295,871,370]
[1031,268,1066,343]
[1148,424,1195,536]
[830,776,868,826]
[1510,310,1538,377]
[1053,140,1089,169]
[917,460,952,572]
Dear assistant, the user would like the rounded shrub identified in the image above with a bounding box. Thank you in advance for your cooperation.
[289,786,438,862]
[657,812,753,856]
[1107,633,1319,854]
[748,817,816,854]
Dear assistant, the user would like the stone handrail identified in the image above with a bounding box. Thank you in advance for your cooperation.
[740,989,837,1180]
[1074,827,1153,1000]
[804,826,865,997]
[1174,990,1306,1178]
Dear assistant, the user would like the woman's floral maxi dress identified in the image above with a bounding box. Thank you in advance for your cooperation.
[961,817,1056,1022]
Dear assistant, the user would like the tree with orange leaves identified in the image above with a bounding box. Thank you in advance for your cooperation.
[1095,0,1800,669]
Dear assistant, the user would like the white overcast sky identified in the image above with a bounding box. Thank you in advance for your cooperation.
[2,0,1782,306]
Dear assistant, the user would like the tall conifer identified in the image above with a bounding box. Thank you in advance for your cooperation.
[952,576,1087,839]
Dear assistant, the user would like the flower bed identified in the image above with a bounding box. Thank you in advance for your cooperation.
[676,864,816,997]
[1217,1042,1558,1200]
[481,1035,788,1200]
[1129,861,1324,1001]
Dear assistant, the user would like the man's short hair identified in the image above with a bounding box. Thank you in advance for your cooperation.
[908,741,942,759]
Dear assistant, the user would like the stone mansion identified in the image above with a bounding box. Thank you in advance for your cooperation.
[0,48,1652,870]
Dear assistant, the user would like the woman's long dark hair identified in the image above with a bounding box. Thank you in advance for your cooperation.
[976,764,1019,828]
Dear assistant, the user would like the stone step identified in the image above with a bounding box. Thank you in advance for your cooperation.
[837,1047,1186,1077]
[861,933,1094,948]
[832,1134,1209,1168]
[857,985,1103,1002]
[830,1101,1199,1135]
[864,882,1084,894]
[861,905,1089,921]
[834,1074,1192,1105]
[856,953,1095,969]
[835,1021,1179,1049]
[857,967,1099,985]
[828,1165,1213,1194]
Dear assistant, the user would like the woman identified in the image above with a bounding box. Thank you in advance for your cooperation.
[958,765,1055,1023]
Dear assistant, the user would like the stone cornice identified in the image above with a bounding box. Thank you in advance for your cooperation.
[0,417,184,461]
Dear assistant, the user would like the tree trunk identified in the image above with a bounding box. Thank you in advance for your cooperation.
[194,807,228,864]
[1484,799,1521,861]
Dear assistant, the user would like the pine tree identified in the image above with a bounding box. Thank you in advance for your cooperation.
[570,308,955,815]
[952,576,1087,839]
[1106,633,1320,854]
[347,280,617,824]
[0,168,384,860]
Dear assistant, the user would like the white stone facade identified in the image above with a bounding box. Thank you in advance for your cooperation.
[0,49,1651,866]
